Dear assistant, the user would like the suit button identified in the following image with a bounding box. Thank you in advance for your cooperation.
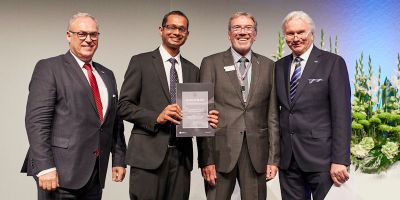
[291,131,294,135]
[100,128,103,132]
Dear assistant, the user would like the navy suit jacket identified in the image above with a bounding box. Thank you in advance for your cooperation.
[21,51,126,189]
[276,46,351,172]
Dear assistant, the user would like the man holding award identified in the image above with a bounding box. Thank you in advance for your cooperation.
[118,11,218,200]
[197,12,280,200]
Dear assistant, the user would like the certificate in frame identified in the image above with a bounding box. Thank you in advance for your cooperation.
[176,83,214,137]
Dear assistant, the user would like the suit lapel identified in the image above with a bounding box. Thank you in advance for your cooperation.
[63,52,98,114]
[291,46,321,106]
[246,52,260,106]
[151,49,171,103]
[283,55,293,106]
[223,50,245,105]
[181,57,190,83]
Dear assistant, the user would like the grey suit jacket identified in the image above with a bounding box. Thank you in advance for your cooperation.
[21,51,126,189]
[197,49,280,173]
[118,48,199,171]
[276,46,351,172]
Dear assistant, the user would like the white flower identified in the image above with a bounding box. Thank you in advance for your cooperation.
[371,95,378,103]
[360,137,375,151]
[367,76,379,96]
[351,144,369,158]
[381,142,399,159]
[390,73,400,90]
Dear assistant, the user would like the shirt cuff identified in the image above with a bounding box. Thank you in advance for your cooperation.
[37,168,56,177]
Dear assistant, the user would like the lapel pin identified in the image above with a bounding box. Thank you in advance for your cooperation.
[314,60,318,63]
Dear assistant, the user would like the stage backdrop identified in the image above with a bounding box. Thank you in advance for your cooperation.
[1,0,399,199]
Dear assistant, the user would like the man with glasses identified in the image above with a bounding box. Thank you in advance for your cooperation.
[118,11,218,200]
[197,11,279,200]
[21,13,126,200]
[275,11,351,200]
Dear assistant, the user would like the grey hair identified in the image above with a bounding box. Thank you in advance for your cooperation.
[281,11,315,33]
[228,11,257,32]
[67,12,99,31]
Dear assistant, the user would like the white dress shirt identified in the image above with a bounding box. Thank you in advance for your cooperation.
[159,45,184,87]
[289,44,314,79]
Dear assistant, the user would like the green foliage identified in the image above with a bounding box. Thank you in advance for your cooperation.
[272,32,285,61]
[351,53,400,173]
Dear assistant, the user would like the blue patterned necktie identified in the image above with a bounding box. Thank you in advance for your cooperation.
[169,58,179,103]
[290,57,303,102]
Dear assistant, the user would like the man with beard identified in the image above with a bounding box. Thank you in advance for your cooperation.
[275,11,351,200]
[118,11,218,200]
[197,12,280,200]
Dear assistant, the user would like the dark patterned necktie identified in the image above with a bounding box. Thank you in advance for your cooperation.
[169,58,179,103]
[83,63,103,122]
[168,58,179,145]
[289,57,302,102]
[239,57,249,101]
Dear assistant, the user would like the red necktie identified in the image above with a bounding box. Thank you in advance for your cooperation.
[83,63,103,122]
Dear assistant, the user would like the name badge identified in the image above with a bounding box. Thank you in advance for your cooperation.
[224,65,235,72]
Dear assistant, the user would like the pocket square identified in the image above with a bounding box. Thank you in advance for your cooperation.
[308,79,323,84]
[112,94,116,98]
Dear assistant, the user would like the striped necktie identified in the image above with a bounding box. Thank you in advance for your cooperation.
[289,57,302,102]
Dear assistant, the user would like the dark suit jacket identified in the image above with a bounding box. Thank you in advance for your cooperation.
[197,49,280,174]
[118,48,199,171]
[21,51,126,189]
[276,46,351,172]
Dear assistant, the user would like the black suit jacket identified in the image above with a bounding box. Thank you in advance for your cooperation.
[118,48,199,171]
[21,51,126,189]
[276,46,351,172]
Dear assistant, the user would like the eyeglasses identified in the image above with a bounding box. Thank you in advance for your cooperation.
[284,31,310,40]
[69,31,100,40]
[163,24,188,34]
[230,25,256,33]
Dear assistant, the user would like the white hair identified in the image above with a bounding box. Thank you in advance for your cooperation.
[67,12,98,31]
[281,11,315,33]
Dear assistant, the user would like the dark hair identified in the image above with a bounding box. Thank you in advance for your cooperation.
[161,10,189,29]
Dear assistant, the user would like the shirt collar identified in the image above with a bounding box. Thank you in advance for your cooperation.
[70,50,94,69]
[159,45,181,64]
[231,47,252,63]
[292,43,313,62]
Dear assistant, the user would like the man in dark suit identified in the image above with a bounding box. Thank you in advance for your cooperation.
[197,12,280,200]
[118,11,218,200]
[21,13,126,200]
[275,11,351,200]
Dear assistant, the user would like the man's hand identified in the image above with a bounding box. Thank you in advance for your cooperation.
[208,110,219,128]
[112,166,126,182]
[265,165,278,181]
[202,165,217,186]
[156,104,182,125]
[38,170,59,191]
[330,163,349,186]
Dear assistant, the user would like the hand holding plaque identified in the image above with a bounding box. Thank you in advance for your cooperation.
[176,83,215,137]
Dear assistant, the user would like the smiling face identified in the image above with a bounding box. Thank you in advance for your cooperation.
[284,18,313,56]
[66,16,98,62]
[159,14,189,56]
[228,15,257,56]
